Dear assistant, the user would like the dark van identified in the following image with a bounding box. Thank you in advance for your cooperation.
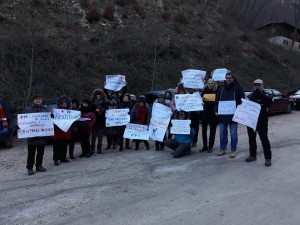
[0,98,17,148]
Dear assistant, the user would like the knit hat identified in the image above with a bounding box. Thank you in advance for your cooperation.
[32,94,42,100]
[158,94,165,100]
[138,95,146,103]
[177,84,185,93]
[110,95,117,101]
[82,99,91,105]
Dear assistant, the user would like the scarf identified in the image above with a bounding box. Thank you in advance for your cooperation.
[135,103,147,125]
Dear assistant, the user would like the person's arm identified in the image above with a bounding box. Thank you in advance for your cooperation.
[170,98,177,112]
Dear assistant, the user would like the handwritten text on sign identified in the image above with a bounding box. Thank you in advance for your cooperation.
[175,92,203,111]
[233,98,261,130]
[212,68,227,81]
[170,119,191,135]
[17,112,54,138]
[218,100,236,115]
[181,69,206,89]
[105,108,130,127]
[149,103,172,142]
[123,123,150,140]
[53,109,81,132]
[104,75,126,91]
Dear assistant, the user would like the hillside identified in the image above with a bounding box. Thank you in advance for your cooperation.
[0,0,300,109]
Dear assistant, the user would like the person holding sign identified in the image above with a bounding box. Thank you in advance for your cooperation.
[52,96,72,166]
[215,72,245,158]
[24,94,48,175]
[200,79,219,153]
[164,111,195,158]
[170,83,187,118]
[130,95,150,151]
[245,79,273,167]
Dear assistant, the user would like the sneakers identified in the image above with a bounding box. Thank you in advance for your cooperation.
[245,156,257,162]
[36,166,46,172]
[229,151,237,158]
[28,169,34,175]
[54,161,59,166]
[217,150,226,156]
[208,147,213,153]
[265,159,272,167]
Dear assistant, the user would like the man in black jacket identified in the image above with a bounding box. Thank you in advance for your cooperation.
[245,79,273,167]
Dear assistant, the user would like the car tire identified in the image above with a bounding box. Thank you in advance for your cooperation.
[286,103,292,114]
[5,138,13,148]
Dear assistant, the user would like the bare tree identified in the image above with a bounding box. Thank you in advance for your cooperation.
[284,0,300,51]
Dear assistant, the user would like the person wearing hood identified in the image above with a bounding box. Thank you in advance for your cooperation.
[164,91,173,107]
[130,95,151,151]
[214,71,245,158]
[164,111,195,158]
[91,89,107,154]
[52,96,72,166]
[200,79,219,153]
[79,99,96,158]
[104,95,119,150]
[117,93,134,151]
[24,94,48,175]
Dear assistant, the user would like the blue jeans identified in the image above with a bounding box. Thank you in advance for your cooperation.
[219,122,238,151]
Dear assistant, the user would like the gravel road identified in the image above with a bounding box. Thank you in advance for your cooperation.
[1,111,300,225]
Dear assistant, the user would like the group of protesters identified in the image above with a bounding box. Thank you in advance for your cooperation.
[24,70,273,176]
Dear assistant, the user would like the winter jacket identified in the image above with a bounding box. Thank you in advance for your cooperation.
[91,89,107,128]
[130,104,151,125]
[80,107,96,134]
[201,84,219,122]
[174,128,195,144]
[24,104,49,145]
[247,89,273,125]
[215,82,245,123]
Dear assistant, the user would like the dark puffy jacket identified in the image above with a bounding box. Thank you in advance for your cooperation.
[24,104,49,145]
[215,82,245,123]
[247,89,273,125]
[91,89,107,128]
[201,85,218,122]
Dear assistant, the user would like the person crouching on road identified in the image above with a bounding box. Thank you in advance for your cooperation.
[52,96,72,166]
[130,95,150,151]
[245,79,273,167]
[164,111,195,158]
[79,99,96,158]
[24,94,48,175]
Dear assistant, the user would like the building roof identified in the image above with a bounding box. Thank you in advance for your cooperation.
[256,21,300,31]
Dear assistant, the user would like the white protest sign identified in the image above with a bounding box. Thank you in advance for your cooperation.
[17,112,54,138]
[104,75,126,91]
[170,119,191,135]
[175,92,203,111]
[149,103,172,142]
[233,98,261,130]
[105,108,130,127]
[53,109,81,132]
[212,68,227,81]
[218,100,236,115]
[181,69,206,89]
[123,123,150,140]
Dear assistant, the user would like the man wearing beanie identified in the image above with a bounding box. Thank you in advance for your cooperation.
[245,79,273,167]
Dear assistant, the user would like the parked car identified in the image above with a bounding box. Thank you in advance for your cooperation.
[290,89,300,110]
[143,89,176,109]
[245,89,292,114]
[0,98,17,148]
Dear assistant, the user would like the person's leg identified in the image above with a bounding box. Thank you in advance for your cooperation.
[135,140,140,150]
[229,122,238,151]
[90,126,98,153]
[247,127,257,157]
[106,135,112,149]
[27,144,36,170]
[60,140,69,162]
[155,141,160,150]
[35,144,45,167]
[119,126,125,151]
[173,144,191,158]
[192,120,200,146]
[125,138,131,149]
[209,121,218,149]
[53,140,60,164]
[219,123,228,151]
[257,125,272,160]
[144,140,150,150]
[164,139,179,151]
[201,119,208,150]
[96,127,104,153]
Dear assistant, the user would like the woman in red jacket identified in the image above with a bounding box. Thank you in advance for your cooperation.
[52,96,72,166]
[79,99,96,158]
